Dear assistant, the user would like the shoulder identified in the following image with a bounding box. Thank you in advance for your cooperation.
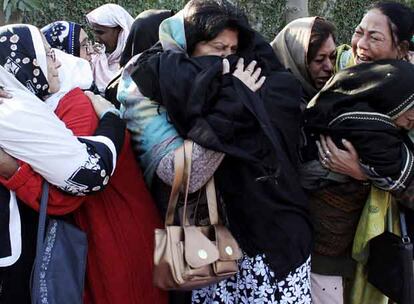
[59,88,91,105]
[55,88,98,135]
[58,88,95,109]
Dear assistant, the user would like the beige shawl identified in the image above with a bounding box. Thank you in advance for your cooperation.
[270,17,318,98]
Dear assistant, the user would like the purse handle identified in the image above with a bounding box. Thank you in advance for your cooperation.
[399,210,411,244]
[164,140,219,227]
[31,181,49,304]
[164,141,186,226]
[181,141,219,226]
[387,202,411,243]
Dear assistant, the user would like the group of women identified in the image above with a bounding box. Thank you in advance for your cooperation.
[0,0,413,304]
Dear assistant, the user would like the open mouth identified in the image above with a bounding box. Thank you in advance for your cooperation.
[355,54,372,64]
[317,76,330,82]
[316,76,331,85]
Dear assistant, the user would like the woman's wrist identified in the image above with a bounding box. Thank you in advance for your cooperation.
[0,157,19,179]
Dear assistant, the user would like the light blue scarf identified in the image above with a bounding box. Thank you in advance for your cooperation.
[117,11,188,185]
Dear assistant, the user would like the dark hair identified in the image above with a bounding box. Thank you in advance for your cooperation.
[307,18,336,63]
[370,1,414,50]
[183,0,253,55]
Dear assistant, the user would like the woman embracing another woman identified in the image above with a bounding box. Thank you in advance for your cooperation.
[119,0,313,303]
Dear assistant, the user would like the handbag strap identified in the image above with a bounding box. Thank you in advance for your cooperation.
[165,143,186,226]
[181,140,194,226]
[399,209,411,243]
[32,181,49,303]
[205,177,219,225]
[181,141,219,226]
[165,140,220,226]
[387,202,411,243]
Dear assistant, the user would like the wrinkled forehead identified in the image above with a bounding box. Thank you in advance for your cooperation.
[358,9,392,36]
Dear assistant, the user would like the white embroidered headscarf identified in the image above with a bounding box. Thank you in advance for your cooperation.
[86,3,133,93]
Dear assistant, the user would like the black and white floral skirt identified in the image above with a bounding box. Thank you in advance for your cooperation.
[192,253,311,304]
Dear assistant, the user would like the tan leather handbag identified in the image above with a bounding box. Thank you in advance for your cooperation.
[153,140,242,290]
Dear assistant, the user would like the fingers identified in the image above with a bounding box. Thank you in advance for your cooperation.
[252,67,262,81]
[316,140,324,158]
[0,87,12,99]
[319,135,330,157]
[252,76,266,92]
[222,58,230,75]
[232,58,265,92]
[341,139,358,157]
[235,59,258,77]
[236,58,244,71]
[318,136,365,179]
[325,136,339,155]
[245,60,257,74]
[316,140,329,168]
[83,90,114,118]
[84,90,94,99]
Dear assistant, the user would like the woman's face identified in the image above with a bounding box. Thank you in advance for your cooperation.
[79,28,92,62]
[192,28,239,57]
[351,9,402,64]
[42,37,61,94]
[90,23,121,53]
[308,34,336,89]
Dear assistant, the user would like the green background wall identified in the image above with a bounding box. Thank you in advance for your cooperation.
[23,0,414,44]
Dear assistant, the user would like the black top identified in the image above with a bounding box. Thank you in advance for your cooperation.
[304,60,414,193]
[120,9,174,67]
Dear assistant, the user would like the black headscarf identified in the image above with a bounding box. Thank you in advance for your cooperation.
[106,10,174,108]
[41,21,82,57]
[304,59,414,192]
[119,9,174,67]
[132,31,312,279]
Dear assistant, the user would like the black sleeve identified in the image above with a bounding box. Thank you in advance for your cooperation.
[60,114,125,196]
[94,112,126,156]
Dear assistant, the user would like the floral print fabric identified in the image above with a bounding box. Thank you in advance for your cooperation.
[192,253,311,304]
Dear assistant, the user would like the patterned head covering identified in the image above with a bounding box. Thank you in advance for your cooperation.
[0,24,50,99]
[41,21,82,57]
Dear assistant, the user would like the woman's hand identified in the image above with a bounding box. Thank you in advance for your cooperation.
[84,91,116,118]
[0,86,12,104]
[317,135,367,181]
[408,51,414,64]
[222,58,266,92]
[0,149,19,179]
